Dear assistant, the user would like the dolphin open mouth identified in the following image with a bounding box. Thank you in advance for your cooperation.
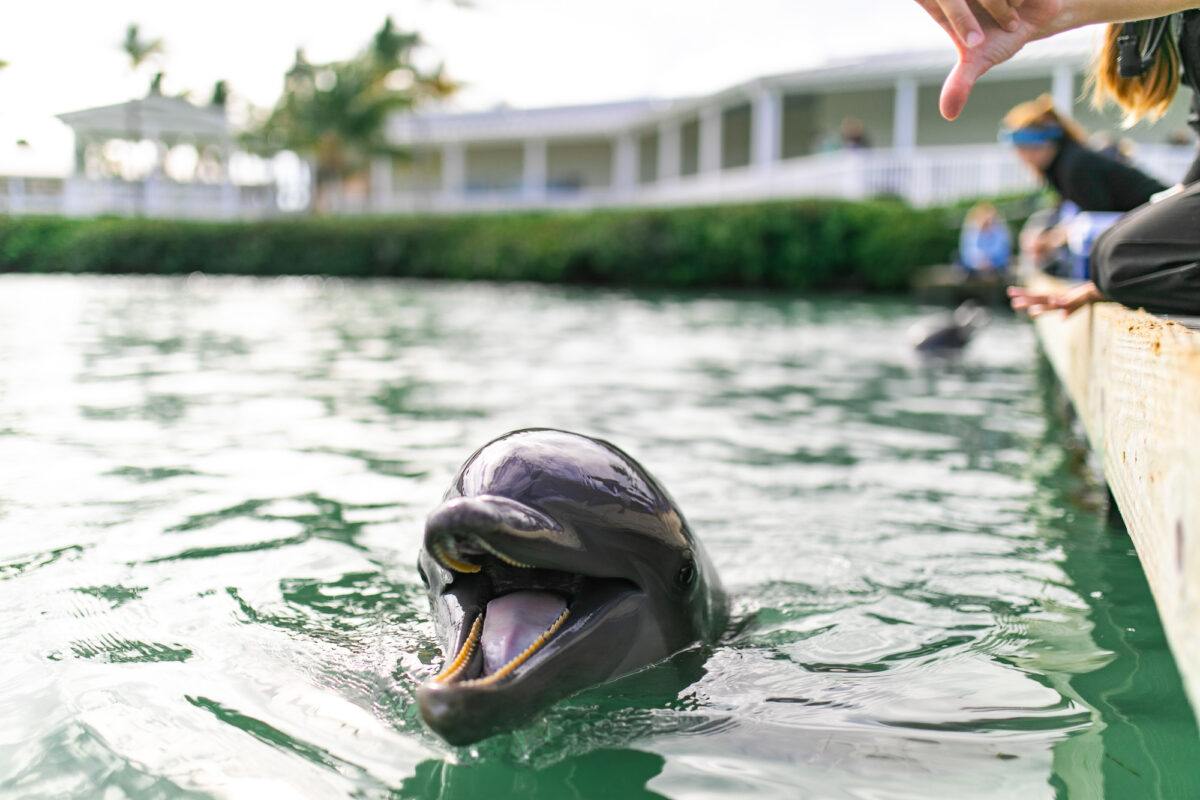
[417,493,651,744]
[426,547,637,688]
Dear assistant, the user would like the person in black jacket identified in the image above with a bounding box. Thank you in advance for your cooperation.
[913,0,1200,317]
[999,95,1166,264]
[1003,95,1166,211]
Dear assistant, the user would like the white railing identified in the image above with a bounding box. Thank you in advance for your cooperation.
[0,177,277,219]
[0,177,67,215]
[373,143,1199,213]
[4,143,1195,219]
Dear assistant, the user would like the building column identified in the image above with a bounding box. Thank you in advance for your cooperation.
[220,133,239,218]
[73,137,87,174]
[522,138,548,200]
[369,155,393,214]
[441,142,466,196]
[893,76,919,151]
[657,120,681,182]
[1052,64,1076,115]
[751,85,782,170]
[612,132,638,195]
[142,122,162,217]
[699,106,722,173]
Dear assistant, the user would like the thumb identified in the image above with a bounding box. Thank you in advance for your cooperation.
[939,55,988,120]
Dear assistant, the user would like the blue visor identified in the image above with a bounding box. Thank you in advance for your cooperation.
[999,125,1064,147]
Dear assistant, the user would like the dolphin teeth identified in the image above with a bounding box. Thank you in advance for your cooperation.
[459,607,570,687]
[433,542,481,574]
[432,607,570,687]
[472,537,535,569]
[433,615,483,684]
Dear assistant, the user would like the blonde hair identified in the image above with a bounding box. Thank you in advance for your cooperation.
[965,202,999,227]
[1090,22,1180,126]
[1002,95,1090,144]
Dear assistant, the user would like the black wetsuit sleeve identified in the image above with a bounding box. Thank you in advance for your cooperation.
[1060,153,1123,210]
[1092,180,1200,315]
[1051,142,1166,212]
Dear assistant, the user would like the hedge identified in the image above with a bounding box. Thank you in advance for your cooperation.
[0,198,971,292]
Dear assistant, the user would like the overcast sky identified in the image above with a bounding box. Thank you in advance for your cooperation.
[0,1,1074,174]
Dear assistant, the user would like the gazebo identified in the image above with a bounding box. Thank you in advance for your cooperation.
[55,92,274,218]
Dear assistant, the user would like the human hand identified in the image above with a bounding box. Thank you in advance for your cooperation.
[1023,225,1068,259]
[914,0,1070,119]
[1007,282,1104,316]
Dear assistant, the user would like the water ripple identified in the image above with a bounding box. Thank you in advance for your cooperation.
[0,275,1195,799]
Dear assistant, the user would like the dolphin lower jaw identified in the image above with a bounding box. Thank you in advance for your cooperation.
[417,579,650,745]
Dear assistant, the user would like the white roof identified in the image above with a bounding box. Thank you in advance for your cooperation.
[389,38,1096,146]
[388,98,672,145]
[57,94,230,143]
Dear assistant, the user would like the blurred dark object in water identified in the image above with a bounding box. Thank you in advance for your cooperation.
[910,300,990,353]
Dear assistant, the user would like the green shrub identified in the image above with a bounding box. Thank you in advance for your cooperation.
[0,197,973,292]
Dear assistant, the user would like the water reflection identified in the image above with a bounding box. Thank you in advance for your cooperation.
[1026,359,1200,799]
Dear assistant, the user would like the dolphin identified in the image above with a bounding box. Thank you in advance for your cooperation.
[415,428,726,745]
[909,299,991,353]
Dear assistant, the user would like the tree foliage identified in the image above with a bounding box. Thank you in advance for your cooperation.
[120,23,166,97]
[209,79,229,108]
[0,198,968,292]
[121,24,164,72]
[250,17,457,206]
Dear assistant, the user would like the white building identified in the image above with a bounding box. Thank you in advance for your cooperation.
[3,43,1197,219]
[362,43,1198,214]
[0,93,275,219]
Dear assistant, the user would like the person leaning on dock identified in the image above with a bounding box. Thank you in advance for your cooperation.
[915,0,1200,316]
[999,95,1165,265]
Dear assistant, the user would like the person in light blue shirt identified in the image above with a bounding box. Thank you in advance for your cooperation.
[958,202,1012,274]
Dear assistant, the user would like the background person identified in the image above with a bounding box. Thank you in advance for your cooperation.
[915,0,1200,316]
[1000,95,1165,264]
[1002,95,1164,213]
[958,202,1013,273]
[839,117,872,149]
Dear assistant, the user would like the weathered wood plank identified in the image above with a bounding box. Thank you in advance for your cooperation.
[1029,275,1200,719]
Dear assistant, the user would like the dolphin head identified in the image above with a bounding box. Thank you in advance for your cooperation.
[415,428,724,745]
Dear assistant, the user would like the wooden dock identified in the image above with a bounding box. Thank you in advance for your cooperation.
[1029,274,1200,719]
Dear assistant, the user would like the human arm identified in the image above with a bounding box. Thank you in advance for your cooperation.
[1007,281,1105,316]
[1021,224,1068,260]
[914,0,1200,119]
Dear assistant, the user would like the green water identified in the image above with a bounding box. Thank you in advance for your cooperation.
[0,274,1196,799]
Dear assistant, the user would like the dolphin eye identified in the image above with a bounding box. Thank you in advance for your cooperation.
[676,560,696,589]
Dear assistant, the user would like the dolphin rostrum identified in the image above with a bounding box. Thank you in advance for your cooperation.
[415,429,726,745]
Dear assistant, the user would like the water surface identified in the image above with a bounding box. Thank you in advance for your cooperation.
[0,274,1196,799]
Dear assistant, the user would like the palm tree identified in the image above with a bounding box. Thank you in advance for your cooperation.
[121,23,164,83]
[251,17,457,212]
[209,80,229,108]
